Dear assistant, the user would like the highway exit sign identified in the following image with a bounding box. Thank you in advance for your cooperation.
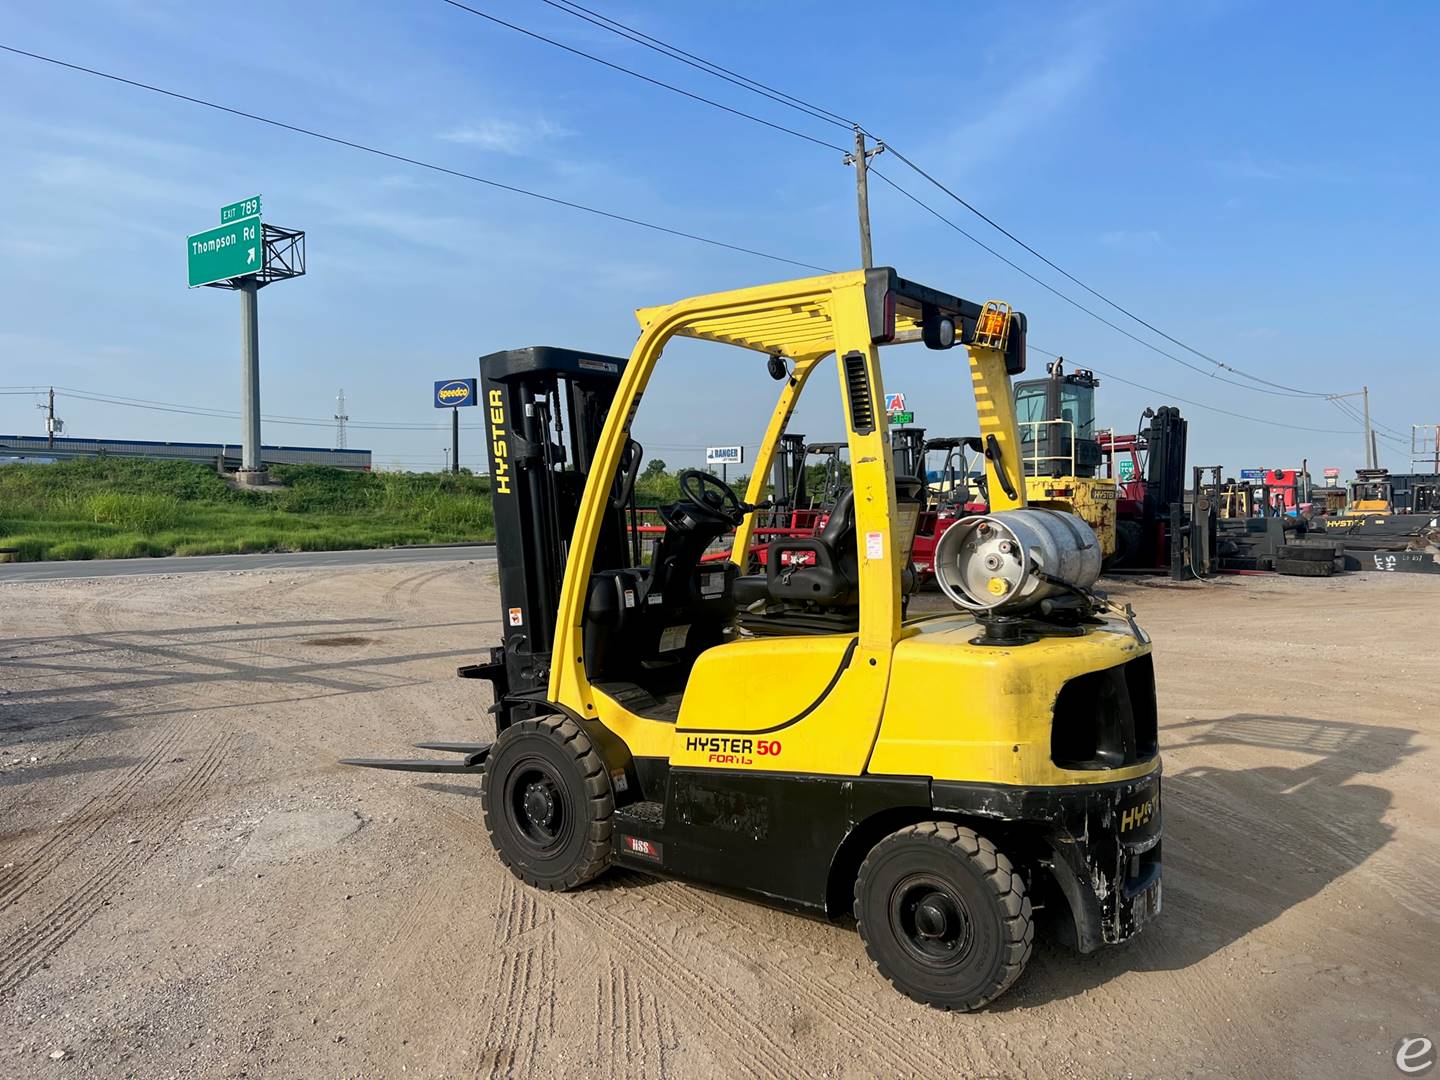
[220,195,261,224]
[187,216,261,287]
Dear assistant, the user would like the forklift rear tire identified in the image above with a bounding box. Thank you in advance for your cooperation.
[481,716,615,891]
[854,822,1033,1011]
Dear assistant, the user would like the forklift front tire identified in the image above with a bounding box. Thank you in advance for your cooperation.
[854,822,1033,1011]
[481,716,615,891]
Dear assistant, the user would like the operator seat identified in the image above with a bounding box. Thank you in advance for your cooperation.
[732,478,924,610]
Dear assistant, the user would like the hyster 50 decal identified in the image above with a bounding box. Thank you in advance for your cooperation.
[487,388,511,495]
[684,735,782,766]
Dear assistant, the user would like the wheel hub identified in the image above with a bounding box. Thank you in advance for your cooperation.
[914,894,952,940]
[892,875,974,966]
[523,780,557,828]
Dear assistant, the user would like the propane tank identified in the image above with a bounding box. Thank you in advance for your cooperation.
[934,508,1101,614]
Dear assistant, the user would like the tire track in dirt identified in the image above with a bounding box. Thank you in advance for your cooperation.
[0,720,183,905]
[558,886,795,1078]
[628,876,971,1078]
[470,875,558,1079]
[0,731,233,995]
[430,805,805,1078]
[593,958,677,1079]
[382,567,462,618]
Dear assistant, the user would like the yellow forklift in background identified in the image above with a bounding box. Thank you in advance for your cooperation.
[347,269,1162,1010]
[1012,359,1119,561]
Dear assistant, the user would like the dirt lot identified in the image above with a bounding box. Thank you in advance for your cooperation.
[1,561,1436,1079]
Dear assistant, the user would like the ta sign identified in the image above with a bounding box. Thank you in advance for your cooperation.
[434,379,478,408]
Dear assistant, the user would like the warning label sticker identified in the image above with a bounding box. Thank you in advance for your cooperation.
[865,531,884,560]
[507,607,523,627]
[658,624,689,653]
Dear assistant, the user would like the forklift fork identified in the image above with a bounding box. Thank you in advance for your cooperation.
[341,742,492,773]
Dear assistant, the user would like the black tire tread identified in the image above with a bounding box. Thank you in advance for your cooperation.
[480,715,614,892]
[1274,558,1335,577]
[853,822,1033,1011]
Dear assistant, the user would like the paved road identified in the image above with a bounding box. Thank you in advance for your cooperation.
[0,543,496,583]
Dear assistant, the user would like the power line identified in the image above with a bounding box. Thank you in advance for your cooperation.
[50,388,486,431]
[1027,345,1357,435]
[535,0,855,129]
[1326,396,1407,448]
[880,145,1334,399]
[869,168,1321,399]
[437,1,848,152]
[0,32,1395,438]
[511,2,1344,402]
[0,43,833,275]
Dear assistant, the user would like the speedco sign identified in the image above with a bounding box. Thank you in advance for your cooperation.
[434,379,478,408]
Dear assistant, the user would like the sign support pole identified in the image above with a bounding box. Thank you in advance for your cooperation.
[239,279,265,480]
[452,406,460,474]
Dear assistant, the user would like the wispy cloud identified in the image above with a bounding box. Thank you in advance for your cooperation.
[1207,152,1367,185]
[923,7,1114,179]
[1100,228,1163,253]
[438,117,573,155]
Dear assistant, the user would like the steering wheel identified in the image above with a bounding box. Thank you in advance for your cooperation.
[677,469,745,526]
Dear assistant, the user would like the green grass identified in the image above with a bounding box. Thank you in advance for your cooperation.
[0,456,760,563]
[0,458,498,562]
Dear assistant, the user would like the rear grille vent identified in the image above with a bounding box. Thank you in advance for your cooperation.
[1051,655,1158,770]
[842,351,875,434]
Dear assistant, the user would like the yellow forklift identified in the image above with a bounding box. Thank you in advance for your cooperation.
[1012,359,1119,560]
[347,269,1162,1010]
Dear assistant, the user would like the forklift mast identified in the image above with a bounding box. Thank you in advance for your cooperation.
[889,426,928,490]
[770,432,808,520]
[471,347,631,715]
[1142,406,1188,519]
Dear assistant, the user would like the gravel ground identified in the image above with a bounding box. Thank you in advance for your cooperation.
[1,562,1436,1078]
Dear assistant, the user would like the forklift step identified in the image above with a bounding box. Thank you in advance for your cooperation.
[615,800,666,828]
[1274,558,1336,577]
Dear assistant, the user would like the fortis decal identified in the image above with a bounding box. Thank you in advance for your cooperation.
[488,388,510,495]
[684,735,782,766]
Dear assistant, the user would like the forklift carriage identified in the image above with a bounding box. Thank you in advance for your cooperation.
[347,268,1162,1010]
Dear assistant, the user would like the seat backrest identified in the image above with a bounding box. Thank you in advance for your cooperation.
[819,489,857,546]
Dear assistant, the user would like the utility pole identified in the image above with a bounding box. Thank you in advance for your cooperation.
[1362,385,1375,469]
[844,126,884,269]
[443,447,450,472]
[334,388,349,449]
[239,279,265,480]
[37,387,62,449]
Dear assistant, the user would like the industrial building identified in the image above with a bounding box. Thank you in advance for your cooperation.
[0,434,371,470]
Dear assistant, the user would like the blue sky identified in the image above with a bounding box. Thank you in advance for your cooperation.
[1,0,1435,475]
